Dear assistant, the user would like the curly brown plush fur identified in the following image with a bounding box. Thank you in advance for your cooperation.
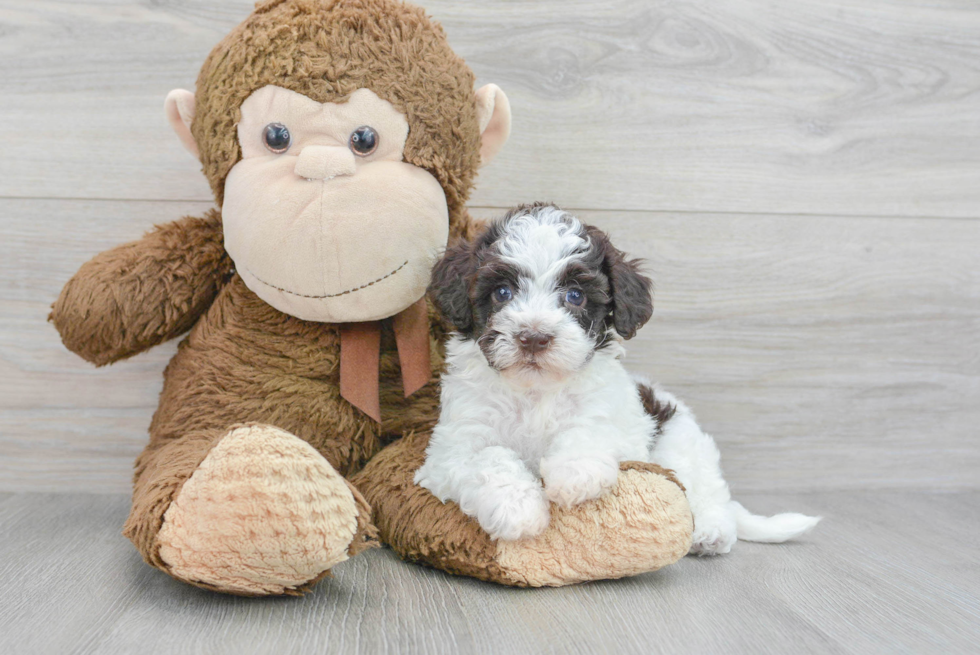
[51,211,233,366]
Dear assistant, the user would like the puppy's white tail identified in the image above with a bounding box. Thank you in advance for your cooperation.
[731,500,821,543]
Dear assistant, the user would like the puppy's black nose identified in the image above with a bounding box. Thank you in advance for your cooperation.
[518,330,552,354]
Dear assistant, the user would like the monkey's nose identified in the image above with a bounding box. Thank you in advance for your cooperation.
[294,145,357,180]
[518,330,553,354]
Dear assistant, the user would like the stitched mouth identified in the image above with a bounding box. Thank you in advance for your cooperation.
[245,260,409,299]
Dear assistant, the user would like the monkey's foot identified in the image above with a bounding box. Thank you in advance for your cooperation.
[492,462,693,586]
[354,432,694,587]
[156,424,377,596]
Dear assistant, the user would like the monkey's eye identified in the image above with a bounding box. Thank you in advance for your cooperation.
[493,286,513,303]
[349,126,378,156]
[262,123,291,154]
[565,289,585,306]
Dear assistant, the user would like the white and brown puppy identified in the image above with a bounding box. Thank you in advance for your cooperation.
[415,204,820,554]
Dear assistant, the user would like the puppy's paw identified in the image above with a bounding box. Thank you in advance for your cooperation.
[690,506,738,556]
[478,486,551,541]
[541,456,619,508]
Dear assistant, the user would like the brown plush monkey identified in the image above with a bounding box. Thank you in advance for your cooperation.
[51,0,692,596]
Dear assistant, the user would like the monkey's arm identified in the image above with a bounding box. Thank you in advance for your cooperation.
[50,209,232,366]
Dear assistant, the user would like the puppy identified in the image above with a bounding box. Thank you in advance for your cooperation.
[415,203,820,554]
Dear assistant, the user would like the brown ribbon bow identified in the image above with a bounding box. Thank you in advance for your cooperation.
[339,298,431,422]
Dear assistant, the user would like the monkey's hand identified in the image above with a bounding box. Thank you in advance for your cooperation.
[50,210,232,366]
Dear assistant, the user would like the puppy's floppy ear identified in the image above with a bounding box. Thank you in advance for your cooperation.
[428,240,478,335]
[589,226,653,340]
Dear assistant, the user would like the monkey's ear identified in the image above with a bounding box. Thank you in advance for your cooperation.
[165,89,199,158]
[428,242,477,335]
[475,84,511,168]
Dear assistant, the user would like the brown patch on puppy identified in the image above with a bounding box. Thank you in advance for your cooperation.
[637,382,677,437]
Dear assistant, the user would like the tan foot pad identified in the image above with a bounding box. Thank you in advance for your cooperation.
[352,433,694,587]
[157,424,364,596]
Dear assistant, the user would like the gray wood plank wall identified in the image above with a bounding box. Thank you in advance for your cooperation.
[1,0,977,494]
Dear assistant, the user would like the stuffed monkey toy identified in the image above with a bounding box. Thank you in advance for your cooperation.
[51,0,692,596]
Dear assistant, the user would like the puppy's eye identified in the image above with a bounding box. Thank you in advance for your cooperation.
[349,126,378,156]
[493,286,513,303]
[565,289,585,306]
[263,123,291,154]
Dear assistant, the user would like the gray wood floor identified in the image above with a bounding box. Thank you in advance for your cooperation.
[1,491,977,655]
[1,0,979,653]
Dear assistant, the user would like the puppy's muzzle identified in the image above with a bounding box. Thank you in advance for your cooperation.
[517,330,553,354]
